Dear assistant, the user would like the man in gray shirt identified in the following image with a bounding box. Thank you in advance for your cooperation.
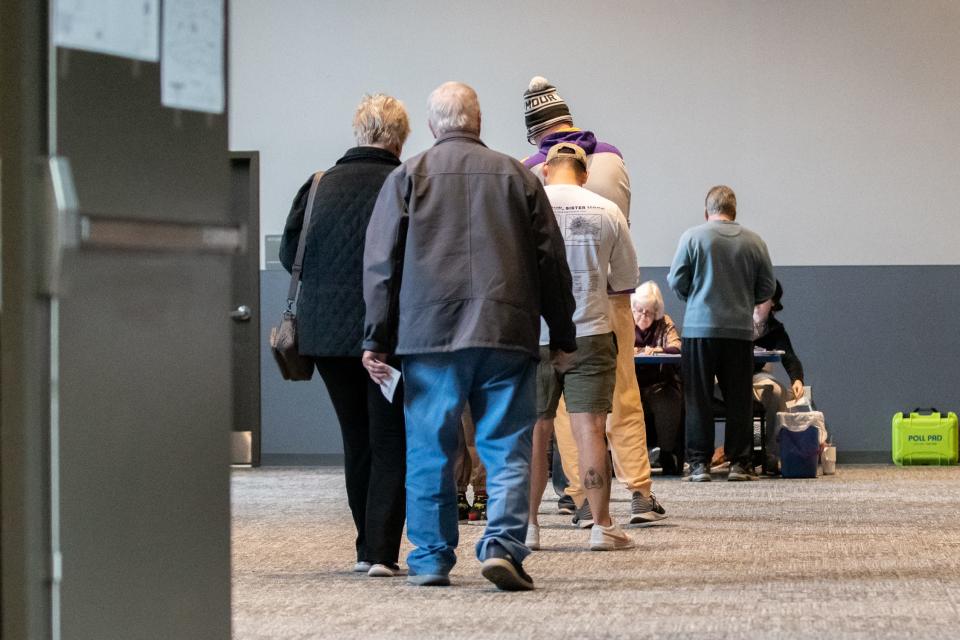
[667,186,775,481]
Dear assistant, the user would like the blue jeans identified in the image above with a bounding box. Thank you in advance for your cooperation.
[402,348,536,577]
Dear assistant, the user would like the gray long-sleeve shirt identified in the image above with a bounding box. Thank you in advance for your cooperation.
[667,220,775,341]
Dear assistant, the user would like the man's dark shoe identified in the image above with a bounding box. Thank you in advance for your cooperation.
[728,463,759,481]
[571,498,594,529]
[480,545,534,591]
[660,452,682,476]
[648,446,661,469]
[407,573,451,587]
[457,492,470,521]
[689,462,711,482]
[630,492,667,523]
[557,493,575,515]
[763,455,780,476]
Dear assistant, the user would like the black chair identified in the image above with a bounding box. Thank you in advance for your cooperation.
[711,396,768,474]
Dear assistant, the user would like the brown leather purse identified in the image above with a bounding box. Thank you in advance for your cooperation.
[270,171,323,381]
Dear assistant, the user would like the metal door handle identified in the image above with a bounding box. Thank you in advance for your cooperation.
[230,305,252,322]
[41,156,81,296]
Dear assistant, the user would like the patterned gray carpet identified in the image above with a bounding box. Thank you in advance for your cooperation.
[232,465,960,639]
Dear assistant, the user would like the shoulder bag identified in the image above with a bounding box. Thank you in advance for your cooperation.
[269,171,323,380]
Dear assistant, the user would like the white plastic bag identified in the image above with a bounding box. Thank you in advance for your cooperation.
[777,410,828,445]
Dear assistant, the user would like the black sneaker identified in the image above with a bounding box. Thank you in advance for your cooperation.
[763,455,780,477]
[571,498,594,529]
[648,446,661,469]
[557,494,575,515]
[468,491,488,522]
[660,452,682,476]
[480,545,534,591]
[728,463,759,481]
[457,492,470,521]
[689,462,711,482]
[407,573,451,587]
[629,492,667,523]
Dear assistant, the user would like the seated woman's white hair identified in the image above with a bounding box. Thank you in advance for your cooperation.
[630,281,665,320]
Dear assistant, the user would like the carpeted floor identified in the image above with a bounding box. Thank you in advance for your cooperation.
[232,465,960,639]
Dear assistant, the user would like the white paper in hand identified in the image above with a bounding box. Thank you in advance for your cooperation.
[379,364,402,402]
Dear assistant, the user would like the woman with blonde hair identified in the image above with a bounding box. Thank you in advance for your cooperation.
[280,94,410,577]
[631,281,684,475]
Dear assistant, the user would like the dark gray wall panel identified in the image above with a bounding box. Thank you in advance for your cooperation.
[642,265,960,457]
[260,265,960,459]
[260,270,341,455]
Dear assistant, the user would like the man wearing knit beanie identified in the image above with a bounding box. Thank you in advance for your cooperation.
[523,78,574,144]
[522,76,667,526]
[523,77,630,216]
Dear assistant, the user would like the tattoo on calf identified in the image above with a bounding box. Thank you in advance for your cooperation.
[583,467,604,490]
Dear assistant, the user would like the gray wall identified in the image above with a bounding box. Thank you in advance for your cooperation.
[231,0,960,267]
[260,270,342,463]
[260,265,960,461]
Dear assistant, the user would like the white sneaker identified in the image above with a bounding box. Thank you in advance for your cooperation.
[353,561,371,573]
[367,563,400,577]
[589,522,635,551]
[525,523,540,550]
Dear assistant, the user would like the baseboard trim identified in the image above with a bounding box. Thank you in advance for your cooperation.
[259,451,891,466]
[261,454,345,466]
[838,450,890,464]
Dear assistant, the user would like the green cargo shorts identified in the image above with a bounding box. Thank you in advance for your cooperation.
[537,332,618,418]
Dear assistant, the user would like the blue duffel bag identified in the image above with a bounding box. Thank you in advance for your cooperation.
[778,424,821,478]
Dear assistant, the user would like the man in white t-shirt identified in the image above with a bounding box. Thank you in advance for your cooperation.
[526,142,640,551]
[522,76,664,526]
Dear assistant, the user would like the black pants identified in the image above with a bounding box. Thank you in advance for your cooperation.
[681,338,754,467]
[314,357,405,565]
[638,378,684,474]
[550,435,568,497]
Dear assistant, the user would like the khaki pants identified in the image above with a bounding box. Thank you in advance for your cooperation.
[455,403,486,493]
[553,295,653,502]
[753,372,789,458]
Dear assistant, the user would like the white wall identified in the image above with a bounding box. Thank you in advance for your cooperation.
[230,0,960,267]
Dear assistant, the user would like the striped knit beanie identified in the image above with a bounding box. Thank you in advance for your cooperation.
[524,76,573,143]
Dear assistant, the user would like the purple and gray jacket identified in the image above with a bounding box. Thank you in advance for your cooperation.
[523,128,631,220]
[524,128,635,293]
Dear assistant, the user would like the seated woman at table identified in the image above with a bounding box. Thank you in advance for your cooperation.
[753,280,805,474]
[631,281,683,475]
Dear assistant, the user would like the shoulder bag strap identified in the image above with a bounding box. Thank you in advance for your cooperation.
[286,171,324,309]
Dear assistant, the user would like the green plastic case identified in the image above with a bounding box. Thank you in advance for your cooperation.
[891,410,958,466]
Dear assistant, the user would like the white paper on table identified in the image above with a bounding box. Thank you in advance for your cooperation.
[161,0,225,114]
[379,365,402,403]
[53,0,160,62]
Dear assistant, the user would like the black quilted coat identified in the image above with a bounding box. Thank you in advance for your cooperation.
[280,146,401,357]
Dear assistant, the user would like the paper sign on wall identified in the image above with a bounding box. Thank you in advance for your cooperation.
[161,0,225,114]
[53,0,160,62]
